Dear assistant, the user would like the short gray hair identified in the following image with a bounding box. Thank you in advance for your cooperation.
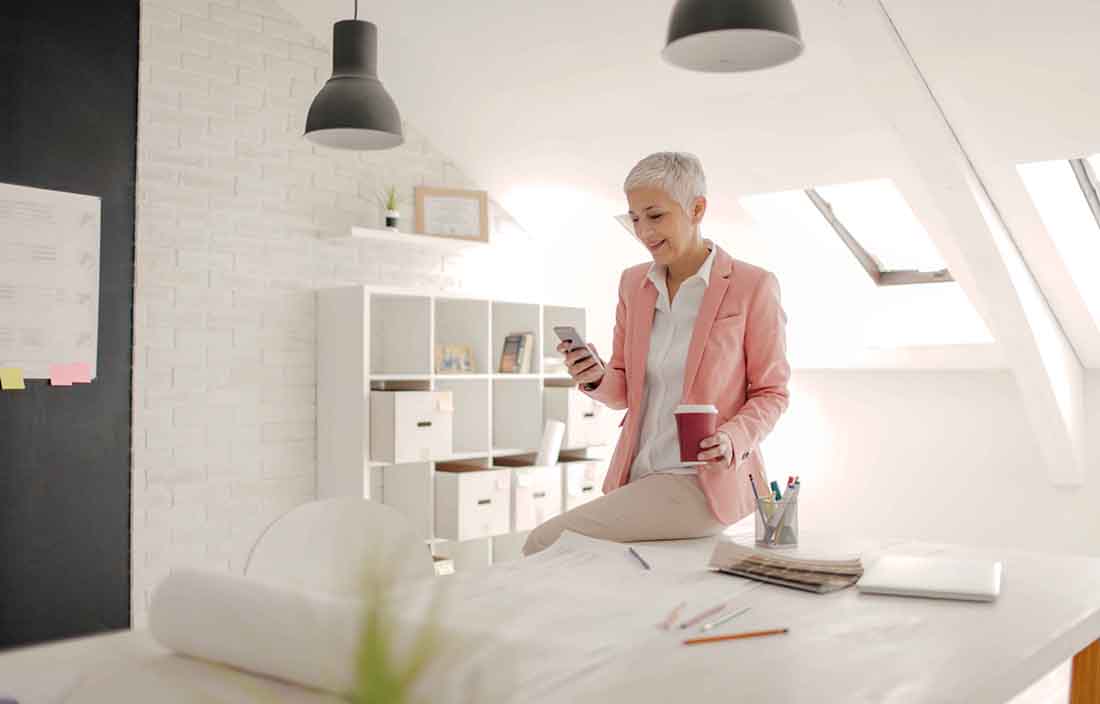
[623,152,707,213]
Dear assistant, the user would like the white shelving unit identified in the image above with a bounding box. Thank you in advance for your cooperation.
[317,286,609,570]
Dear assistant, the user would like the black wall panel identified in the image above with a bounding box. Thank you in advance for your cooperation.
[0,1,137,648]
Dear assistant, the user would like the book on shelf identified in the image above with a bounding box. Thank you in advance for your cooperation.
[519,332,534,373]
[708,539,864,594]
[499,331,535,373]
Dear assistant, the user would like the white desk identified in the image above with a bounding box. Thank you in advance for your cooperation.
[1,532,1099,704]
[569,532,1100,704]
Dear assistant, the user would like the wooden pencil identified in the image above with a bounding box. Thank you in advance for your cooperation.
[682,628,789,646]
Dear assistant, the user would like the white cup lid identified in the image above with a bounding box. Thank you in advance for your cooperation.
[674,404,718,414]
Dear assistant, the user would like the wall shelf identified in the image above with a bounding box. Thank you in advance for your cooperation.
[339,226,489,252]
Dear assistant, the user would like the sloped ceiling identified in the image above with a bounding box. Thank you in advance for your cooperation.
[279,0,1100,369]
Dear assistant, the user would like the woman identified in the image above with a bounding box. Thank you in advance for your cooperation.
[523,152,791,555]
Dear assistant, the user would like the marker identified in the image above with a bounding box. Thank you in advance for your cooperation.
[770,480,783,501]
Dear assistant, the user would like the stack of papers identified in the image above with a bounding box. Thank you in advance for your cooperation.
[708,540,864,594]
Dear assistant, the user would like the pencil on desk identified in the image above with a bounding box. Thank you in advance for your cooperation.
[680,601,728,629]
[658,601,687,630]
[700,606,750,632]
[628,546,651,570]
[683,628,789,646]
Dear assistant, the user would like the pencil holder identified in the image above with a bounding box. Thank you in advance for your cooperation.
[755,495,798,549]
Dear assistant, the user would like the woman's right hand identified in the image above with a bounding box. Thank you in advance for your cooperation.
[558,341,605,389]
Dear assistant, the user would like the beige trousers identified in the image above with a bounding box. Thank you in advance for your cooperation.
[522,473,725,556]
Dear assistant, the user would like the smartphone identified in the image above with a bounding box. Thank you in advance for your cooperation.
[553,326,604,371]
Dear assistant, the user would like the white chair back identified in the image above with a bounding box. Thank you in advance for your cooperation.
[245,498,433,596]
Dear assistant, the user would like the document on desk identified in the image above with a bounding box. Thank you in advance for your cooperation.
[390,532,759,704]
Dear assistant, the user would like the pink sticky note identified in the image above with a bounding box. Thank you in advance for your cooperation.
[49,364,73,386]
[70,362,92,384]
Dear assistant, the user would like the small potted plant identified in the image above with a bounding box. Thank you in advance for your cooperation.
[380,185,402,231]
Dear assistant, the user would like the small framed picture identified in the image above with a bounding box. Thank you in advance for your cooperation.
[435,344,475,374]
[414,187,489,244]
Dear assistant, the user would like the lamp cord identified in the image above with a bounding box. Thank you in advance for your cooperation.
[354,0,358,19]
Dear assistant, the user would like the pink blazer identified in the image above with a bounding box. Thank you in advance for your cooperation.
[582,245,791,525]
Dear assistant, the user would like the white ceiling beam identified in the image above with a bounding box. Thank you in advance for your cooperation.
[874,0,1100,369]
[836,0,1085,484]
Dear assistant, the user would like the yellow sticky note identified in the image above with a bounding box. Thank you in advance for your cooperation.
[0,367,26,390]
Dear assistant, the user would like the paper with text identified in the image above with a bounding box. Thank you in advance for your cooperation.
[0,182,100,380]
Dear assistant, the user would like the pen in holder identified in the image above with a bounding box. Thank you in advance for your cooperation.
[755,493,798,549]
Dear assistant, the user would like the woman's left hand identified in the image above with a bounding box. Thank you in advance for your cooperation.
[698,431,734,468]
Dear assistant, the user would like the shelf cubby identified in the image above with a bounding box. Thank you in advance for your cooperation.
[370,294,431,375]
[434,297,490,374]
[381,463,434,540]
[435,378,490,456]
[492,378,543,453]
[492,301,541,374]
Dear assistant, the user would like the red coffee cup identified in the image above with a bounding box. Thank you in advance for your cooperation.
[674,404,719,465]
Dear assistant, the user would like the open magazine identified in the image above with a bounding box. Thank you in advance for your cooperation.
[708,539,864,594]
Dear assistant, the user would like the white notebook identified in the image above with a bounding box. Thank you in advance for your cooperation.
[857,554,1003,602]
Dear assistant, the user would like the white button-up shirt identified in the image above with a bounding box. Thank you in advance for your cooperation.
[629,245,715,483]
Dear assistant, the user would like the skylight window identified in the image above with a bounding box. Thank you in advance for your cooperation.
[739,187,992,350]
[1018,156,1100,330]
[807,179,953,286]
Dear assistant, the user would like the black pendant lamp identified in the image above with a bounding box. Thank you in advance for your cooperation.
[662,0,803,73]
[305,1,403,150]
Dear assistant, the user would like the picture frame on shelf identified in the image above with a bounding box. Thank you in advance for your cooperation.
[435,343,475,374]
[414,186,490,244]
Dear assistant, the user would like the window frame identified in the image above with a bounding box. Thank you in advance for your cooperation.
[804,188,954,287]
[1069,158,1100,232]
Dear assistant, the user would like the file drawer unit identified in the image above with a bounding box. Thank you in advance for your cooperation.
[562,460,609,512]
[543,387,603,449]
[435,469,512,541]
[370,391,454,464]
[511,464,564,532]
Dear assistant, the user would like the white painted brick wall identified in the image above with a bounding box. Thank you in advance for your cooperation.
[133,0,545,626]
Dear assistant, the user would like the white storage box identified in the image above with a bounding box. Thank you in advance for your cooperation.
[370,391,454,464]
[511,464,564,531]
[432,556,455,576]
[544,387,603,449]
[434,468,511,541]
[561,460,608,511]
